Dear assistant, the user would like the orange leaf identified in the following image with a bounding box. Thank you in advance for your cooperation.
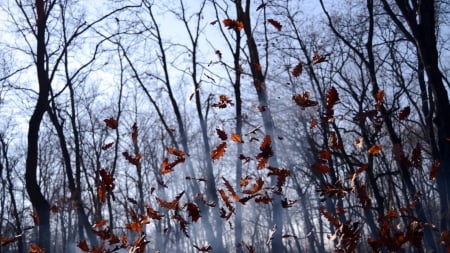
[230,133,243,143]
[125,221,143,232]
[222,177,240,201]
[211,142,227,160]
[292,63,302,77]
[77,240,90,252]
[267,18,282,31]
[167,147,185,157]
[93,219,107,228]
[29,243,45,253]
[156,191,184,210]
[222,19,243,31]
[242,177,264,194]
[0,236,18,246]
[310,119,318,128]
[104,117,118,129]
[375,90,385,102]
[367,144,382,155]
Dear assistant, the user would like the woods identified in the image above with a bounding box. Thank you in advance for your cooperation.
[1,0,450,252]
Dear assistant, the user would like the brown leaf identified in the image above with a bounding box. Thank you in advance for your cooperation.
[193,245,212,252]
[222,19,243,31]
[292,92,318,109]
[291,63,303,77]
[0,236,18,246]
[215,50,222,60]
[267,19,282,31]
[77,240,90,252]
[131,122,138,142]
[319,150,331,161]
[312,51,328,65]
[429,160,440,180]
[30,211,39,225]
[222,177,240,201]
[211,142,227,160]
[310,119,318,128]
[398,106,411,121]
[311,162,330,174]
[101,142,114,150]
[186,203,201,222]
[212,95,234,108]
[281,198,298,208]
[367,144,382,155]
[104,117,118,129]
[123,152,142,166]
[325,86,339,109]
[242,177,264,194]
[167,147,185,157]
[216,128,227,141]
[156,191,185,210]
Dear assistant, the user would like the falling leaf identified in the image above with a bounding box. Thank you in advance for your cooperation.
[411,143,422,168]
[122,152,141,166]
[367,144,382,155]
[222,19,244,31]
[312,51,328,65]
[319,150,331,161]
[398,106,411,121]
[267,19,282,31]
[429,160,440,180]
[92,219,107,228]
[312,162,330,174]
[101,142,114,150]
[186,203,201,222]
[210,20,219,25]
[230,133,244,143]
[310,119,318,128]
[104,117,118,129]
[215,50,222,59]
[216,128,227,141]
[211,142,227,160]
[77,240,90,252]
[281,198,298,208]
[326,86,339,109]
[167,147,185,157]
[242,177,264,194]
[157,191,185,210]
[30,211,39,225]
[375,90,385,103]
[0,236,18,246]
[131,122,138,142]
[222,176,240,201]
[292,63,303,77]
[212,95,234,108]
[292,92,318,109]
[193,245,213,252]
[29,243,45,253]
[256,135,273,169]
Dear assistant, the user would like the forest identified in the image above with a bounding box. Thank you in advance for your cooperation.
[0,0,450,252]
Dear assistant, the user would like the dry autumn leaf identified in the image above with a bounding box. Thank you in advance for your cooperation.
[292,63,302,77]
[104,117,118,129]
[367,144,383,155]
[429,160,440,180]
[222,19,243,31]
[211,142,227,160]
[398,106,411,121]
[230,133,243,143]
[267,18,282,31]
